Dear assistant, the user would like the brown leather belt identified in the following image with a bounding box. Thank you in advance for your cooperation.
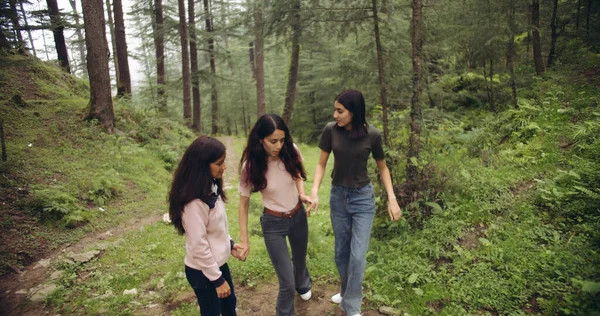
[263,199,303,218]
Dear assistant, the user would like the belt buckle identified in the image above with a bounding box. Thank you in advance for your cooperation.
[283,211,292,218]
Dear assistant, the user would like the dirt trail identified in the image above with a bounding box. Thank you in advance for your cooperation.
[0,136,383,316]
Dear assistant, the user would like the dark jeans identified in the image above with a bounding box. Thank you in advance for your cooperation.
[185,264,237,316]
[261,206,312,316]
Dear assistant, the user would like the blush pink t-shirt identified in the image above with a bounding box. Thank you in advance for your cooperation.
[239,145,303,213]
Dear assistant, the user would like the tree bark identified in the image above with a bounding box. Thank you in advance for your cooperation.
[281,0,301,125]
[1,119,6,162]
[9,0,24,50]
[407,0,423,188]
[178,0,192,121]
[189,0,201,131]
[204,0,218,134]
[585,0,591,37]
[254,0,266,117]
[82,0,114,133]
[153,0,166,108]
[106,0,119,85]
[547,0,558,68]
[531,0,544,75]
[113,0,131,97]
[489,58,495,112]
[69,0,87,76]
[372,0,389,146]
[507,0,518,109]
[576,0,580,30]
[46,0,70,72]
[249,41,256,79]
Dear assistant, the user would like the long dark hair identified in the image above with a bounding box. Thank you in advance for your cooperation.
[240,114,306,192]
[169,136,227,235]
[335,89,368,139]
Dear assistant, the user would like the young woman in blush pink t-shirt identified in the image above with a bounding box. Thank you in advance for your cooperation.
[237,114,313,316]
[168,136,243,316]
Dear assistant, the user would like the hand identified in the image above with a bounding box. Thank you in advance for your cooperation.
[388,198,402,221]
[236,242,250,261]
[305,192,319,215]
[299,194,313,216]
[231,243,245,261]
[216,281,231,298]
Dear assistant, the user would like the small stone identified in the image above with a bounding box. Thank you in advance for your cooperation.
[29,284,57,302]
[33,259,51,269]
[123,288,138,295]
[50,271,63,280]
[15,289,27,295]
[70,250,100,263]
[379,306,402,315]
[99,231,113,240]
[162,213,171,224]
[157,278,165,289]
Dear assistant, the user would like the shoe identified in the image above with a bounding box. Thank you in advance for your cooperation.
[348,314,361,316]
[300,290,312,301]
[331,293,342,304]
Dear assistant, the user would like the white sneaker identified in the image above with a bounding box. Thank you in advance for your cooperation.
[300,290,312,301]
[349,314,361,316]
[331,293,342,304]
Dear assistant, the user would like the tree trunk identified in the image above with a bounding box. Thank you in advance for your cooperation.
[189,0,201,131]
[281,0,301,125]
[249,41,256,79]
[254,0,266,117]
[371,0,389,146]
[46,0,70,72]
[489,58,495,112]
[576,0,580,30]
[407,0,423,188]
[69,0,87,76]
[178,0,192,121]
[547,0,558,67]
[204,0,218,134]
[585,0,591,37]
[9,0,24,51]
[1,119,6,162]
[82,0,114,133]
[113,0,131,97]
[507,0,518,109]
[531,0,544,75]
[18,1,35,56]
[153,0,166,108]
[106,0,119,85]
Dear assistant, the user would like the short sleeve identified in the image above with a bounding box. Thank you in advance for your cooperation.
[318,122,334,153]
[238,161,252,197]
[371,131,385,160]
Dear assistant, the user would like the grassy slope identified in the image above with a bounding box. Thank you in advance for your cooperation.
[0,54,192,277]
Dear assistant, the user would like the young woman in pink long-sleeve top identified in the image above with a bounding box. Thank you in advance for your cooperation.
[169,136,242,316]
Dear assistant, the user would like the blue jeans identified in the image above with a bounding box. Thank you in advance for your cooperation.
[330,183,375,315]
[261,206,312,316]
[185,264,237,316]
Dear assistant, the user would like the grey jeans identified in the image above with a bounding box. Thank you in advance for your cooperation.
[261,206,312,316]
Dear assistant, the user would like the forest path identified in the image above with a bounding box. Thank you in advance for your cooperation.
[0,136,382,316]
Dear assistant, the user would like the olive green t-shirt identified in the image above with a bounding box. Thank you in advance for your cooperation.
[318,122,385,188]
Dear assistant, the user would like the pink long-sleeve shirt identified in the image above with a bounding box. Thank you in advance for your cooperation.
[182,197,231,283]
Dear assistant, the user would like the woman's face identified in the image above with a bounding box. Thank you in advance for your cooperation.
[333,101,353,130]
[209,153,227,179]
[261,129,285,159]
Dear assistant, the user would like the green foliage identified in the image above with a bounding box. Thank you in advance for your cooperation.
[86,176,120,206]
[29,187,89,228]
